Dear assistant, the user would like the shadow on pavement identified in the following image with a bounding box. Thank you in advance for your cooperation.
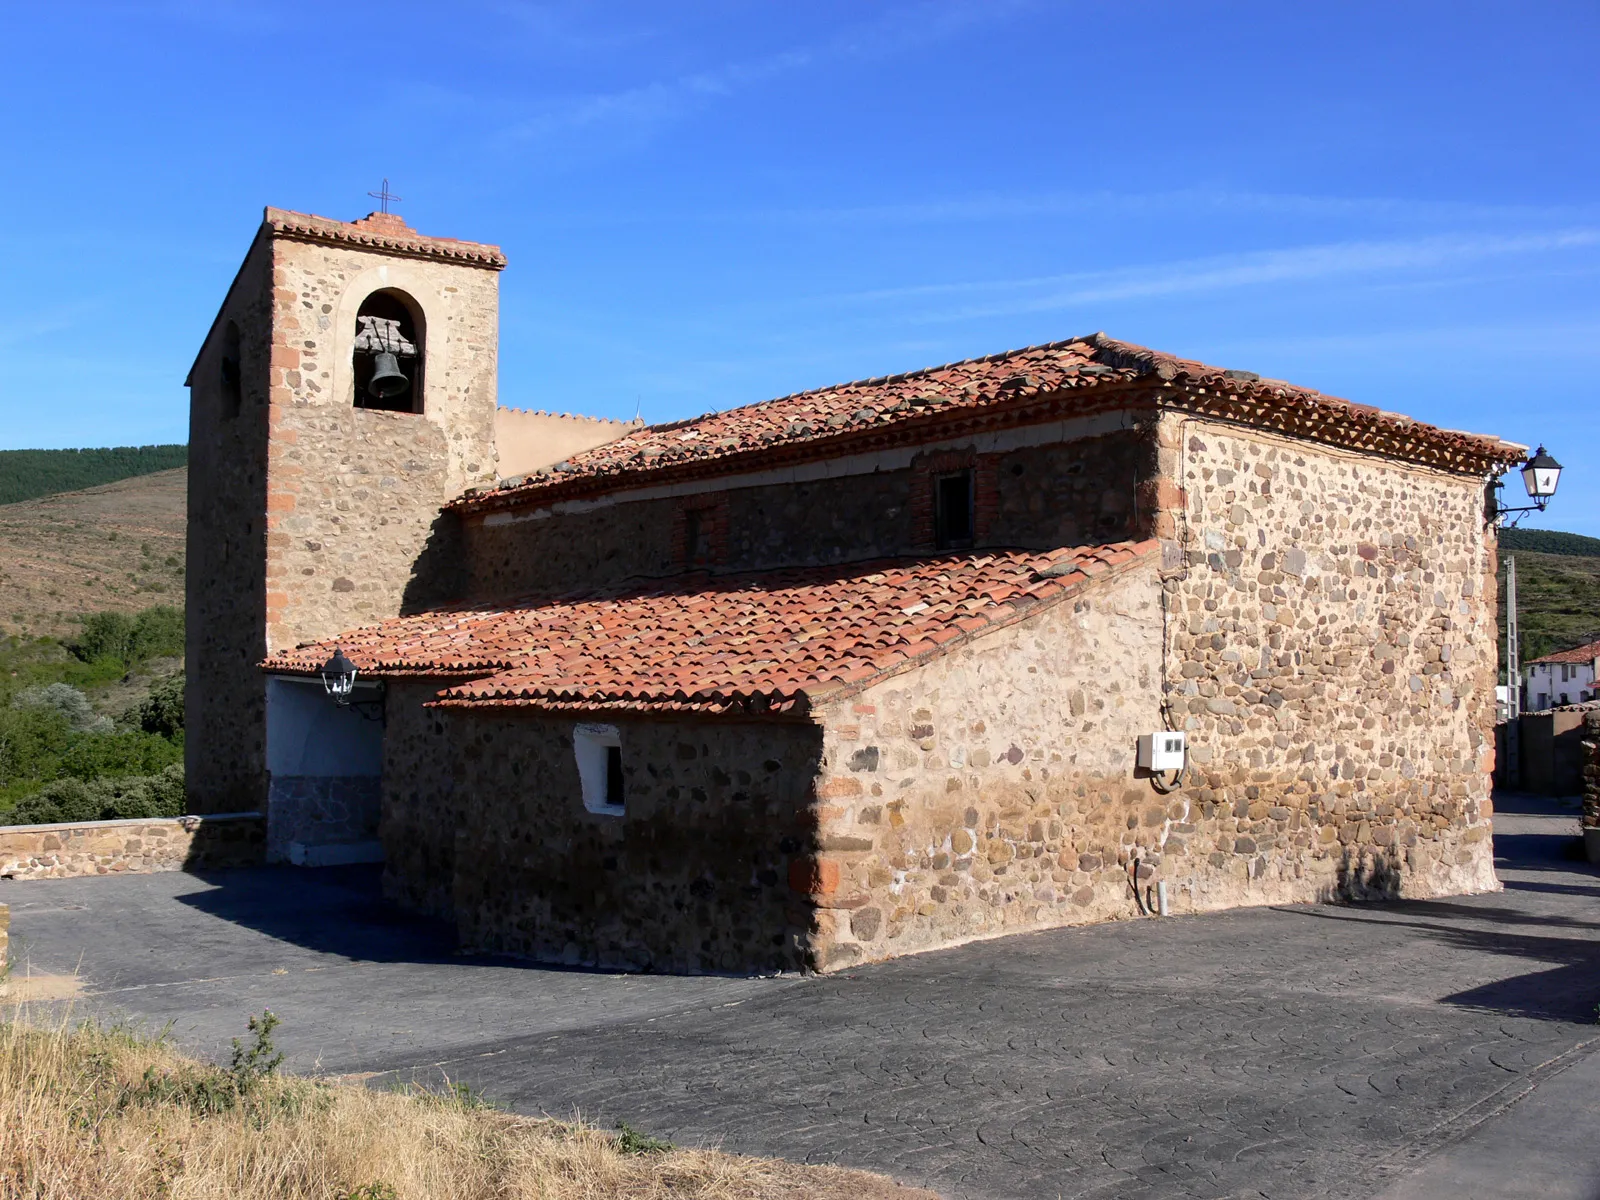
[1279,795,1600,1024]
[173,863,632,979]
[176,864,459,963]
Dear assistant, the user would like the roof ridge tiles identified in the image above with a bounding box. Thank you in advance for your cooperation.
[453,334,1518,517]
[264,206,508,269]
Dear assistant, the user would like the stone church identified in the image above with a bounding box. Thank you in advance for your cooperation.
[187,206,1522,973]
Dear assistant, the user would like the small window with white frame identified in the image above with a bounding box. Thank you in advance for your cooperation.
[574,723,625,815]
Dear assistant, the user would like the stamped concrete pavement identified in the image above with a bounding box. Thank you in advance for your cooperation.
[5,791,1598,1200]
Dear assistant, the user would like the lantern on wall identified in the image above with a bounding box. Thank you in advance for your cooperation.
[1520,446,1562,504]
[320,647,358,705]
[1491,443,1564,526]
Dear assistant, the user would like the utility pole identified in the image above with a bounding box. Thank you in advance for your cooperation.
[1505,555,1520,787]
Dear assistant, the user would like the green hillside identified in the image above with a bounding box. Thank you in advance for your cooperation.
[1499,527,1600,558]
[1498,532,1600,675]
[0,445,187,506]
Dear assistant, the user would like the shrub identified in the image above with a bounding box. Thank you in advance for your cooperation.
[12,683,112,734]
[130,606,185,663]
[70,611,136,666]
[0,701,79,798]
[124,674,184,738]
[7,763,185,825]
[57,727,183,783]
[68,606,184,670]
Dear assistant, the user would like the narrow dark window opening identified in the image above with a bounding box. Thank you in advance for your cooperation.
[220,321,242,419]
[934,469,975,549]
[605,744,625,809]
[685,508,711,566]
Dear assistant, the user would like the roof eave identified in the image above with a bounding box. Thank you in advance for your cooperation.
[421,540,1162,718]
[453,351,1520,518]
[453,380,1157,516]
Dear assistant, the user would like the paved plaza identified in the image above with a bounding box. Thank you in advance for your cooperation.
[5,792,1598,1199]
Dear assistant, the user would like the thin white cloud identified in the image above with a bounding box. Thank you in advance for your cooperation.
[830,228,1600,320]
[495,0,1032,146]
[0,299,106,350]
[501,47,815,143]
[1203,315,1600,362]
[728,188,1600,229]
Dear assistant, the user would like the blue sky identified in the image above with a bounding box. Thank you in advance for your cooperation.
[1,1,1596,533]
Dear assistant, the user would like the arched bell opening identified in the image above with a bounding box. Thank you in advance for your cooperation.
[352,289,426,413]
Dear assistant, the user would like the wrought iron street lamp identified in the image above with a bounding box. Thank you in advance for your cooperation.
[1491,445,1563,526]
[320,647,358,705]
[1520,446,1562,505]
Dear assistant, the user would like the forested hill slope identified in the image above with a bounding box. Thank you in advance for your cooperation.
[1497,527,1600,670]
[0,445,187,506]
[1499,527,1600,557]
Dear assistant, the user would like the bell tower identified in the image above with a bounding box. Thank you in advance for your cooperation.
[185,207,505,814]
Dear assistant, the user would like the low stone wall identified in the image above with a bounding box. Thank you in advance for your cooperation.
[0,813,264,881]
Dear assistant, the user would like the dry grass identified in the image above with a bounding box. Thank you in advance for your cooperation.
[0,468,186,640]
[0,1010,936,1200]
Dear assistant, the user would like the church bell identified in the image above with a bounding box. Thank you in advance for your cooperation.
[368,351,410,399]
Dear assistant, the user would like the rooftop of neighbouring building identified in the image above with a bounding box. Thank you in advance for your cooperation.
[1528,638,1600,666]
[453,332,1525,516]
[263,540,1158,716]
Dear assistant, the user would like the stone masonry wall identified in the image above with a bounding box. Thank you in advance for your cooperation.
[445,713,824,973]
[380,680,470,919]
[0,814,265,881]
[1147,415,1499,904]
[187,230,274,814]
[188,218,503,816]
[803,560,1165,969]
[263,235,502,650]
[265,776,382,863]
[463,428,1145,602]
[787,421,1501,972]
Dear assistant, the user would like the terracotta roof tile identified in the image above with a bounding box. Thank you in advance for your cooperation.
[264,542,1158,717]
[455,333,1522,515]
[265,207,507,270]
[1529,638,1600,665]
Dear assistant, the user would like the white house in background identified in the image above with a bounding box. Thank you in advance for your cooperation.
[1524,638,1600,710]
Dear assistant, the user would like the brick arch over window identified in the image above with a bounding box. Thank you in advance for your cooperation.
[352,288,426,414]
[909,447,999,551]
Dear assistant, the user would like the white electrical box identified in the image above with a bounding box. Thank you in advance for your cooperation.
[1138,731,1187,773]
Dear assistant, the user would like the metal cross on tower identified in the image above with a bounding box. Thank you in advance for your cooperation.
[367,178,403,214]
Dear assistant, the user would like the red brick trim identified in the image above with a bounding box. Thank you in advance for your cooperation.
[975,452,1000,542]
[909,447,995,550]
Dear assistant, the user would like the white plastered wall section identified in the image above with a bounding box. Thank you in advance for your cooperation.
[264,677,382,777]
[494,409,640,478]
[263,676,385,863]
